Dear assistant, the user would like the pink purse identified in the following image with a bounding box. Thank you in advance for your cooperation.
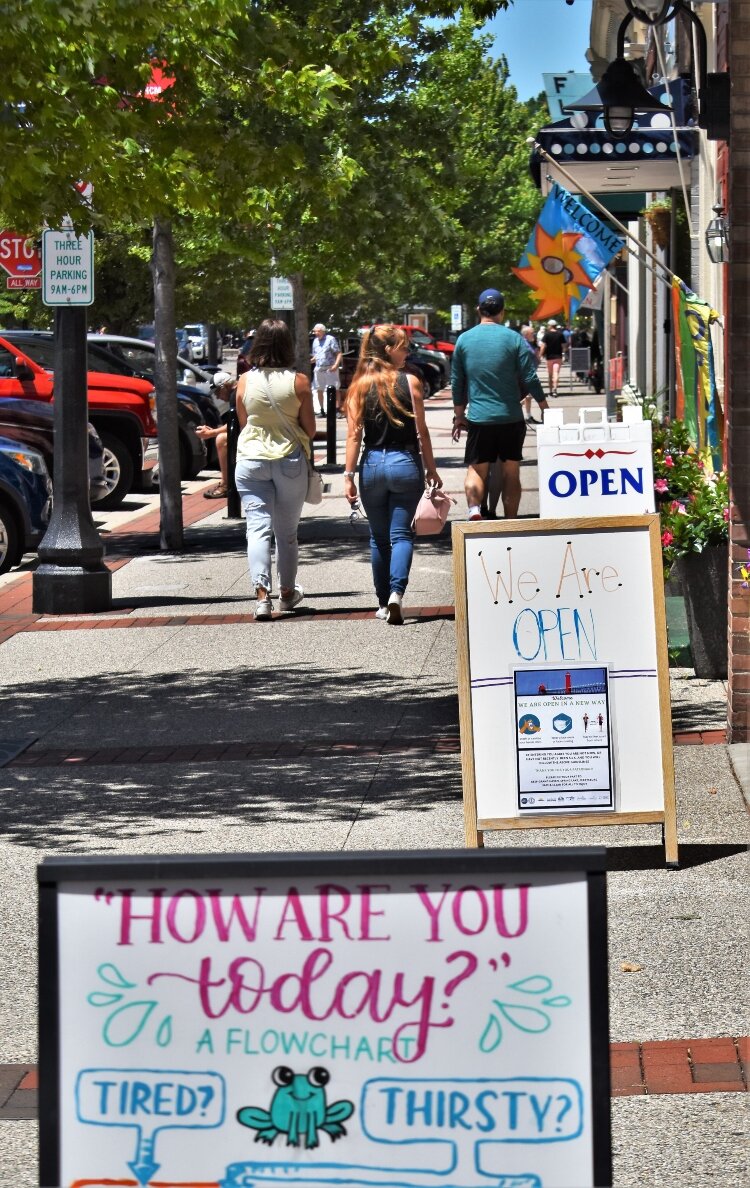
[412,484,455,535]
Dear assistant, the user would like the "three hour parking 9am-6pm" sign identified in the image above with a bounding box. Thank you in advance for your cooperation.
[42,228,94,306]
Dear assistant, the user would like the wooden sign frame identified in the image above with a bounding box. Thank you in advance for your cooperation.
[452,516,678,864]
[39,848,613,1188]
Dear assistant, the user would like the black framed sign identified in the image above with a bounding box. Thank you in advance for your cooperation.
[39,848,611,1188]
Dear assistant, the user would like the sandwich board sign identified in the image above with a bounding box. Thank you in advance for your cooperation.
[452,516,677,863]
[537,408,655,519]
[39,848,612,1188]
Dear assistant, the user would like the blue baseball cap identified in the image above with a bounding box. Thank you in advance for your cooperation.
[478,288,504,307]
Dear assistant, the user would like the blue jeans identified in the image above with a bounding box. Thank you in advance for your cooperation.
[360,449,424,605]
[235,453,307,592]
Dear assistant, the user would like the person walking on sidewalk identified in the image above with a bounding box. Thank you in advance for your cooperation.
[311,323,343,416]
[520,326,542,425]
[540,318,566,397]
[451,289,547,521]
[344,325,442,624]
[235,319,316,620]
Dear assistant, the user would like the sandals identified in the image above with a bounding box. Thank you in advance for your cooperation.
[203,485,228,499]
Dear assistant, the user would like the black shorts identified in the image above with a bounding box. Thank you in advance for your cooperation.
[464,420,526,465]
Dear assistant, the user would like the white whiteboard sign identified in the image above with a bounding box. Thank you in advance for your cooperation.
[270,276,294,309]
[454,518,671,826]
[537,409,654,518]
[42,229,94,306]
[40,851,611,1188]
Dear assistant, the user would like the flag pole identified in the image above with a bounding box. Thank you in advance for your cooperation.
[532,139,680,285]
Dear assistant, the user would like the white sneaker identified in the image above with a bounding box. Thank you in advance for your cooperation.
[254,598,273,620]
[387,592,403,626]
[375,606,388,620]
[279,585,304,612]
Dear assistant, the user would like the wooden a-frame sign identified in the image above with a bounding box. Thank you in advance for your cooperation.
[452,515,678,864]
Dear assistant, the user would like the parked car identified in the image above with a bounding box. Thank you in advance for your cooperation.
[360,324,455,357]
[0,438,52,574]
[184,323,223,364]
[337,341,445,398]
[84,335,216,477]
[0,331,158,508]
[0,399,108,503]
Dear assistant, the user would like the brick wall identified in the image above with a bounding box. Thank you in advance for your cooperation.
[727,0,750,741]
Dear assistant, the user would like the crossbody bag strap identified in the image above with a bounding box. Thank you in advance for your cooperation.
[260,371,309,457]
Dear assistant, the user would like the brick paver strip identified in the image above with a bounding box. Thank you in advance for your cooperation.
[0,1038,745,1119]
[6,726,725,769]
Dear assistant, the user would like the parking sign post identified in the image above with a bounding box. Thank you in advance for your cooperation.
[32,245,111,613]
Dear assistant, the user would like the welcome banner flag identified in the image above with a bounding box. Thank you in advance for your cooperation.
[672,277,723,470]
[514,182,624,322]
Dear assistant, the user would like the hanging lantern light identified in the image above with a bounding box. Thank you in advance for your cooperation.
[705,206,730,264]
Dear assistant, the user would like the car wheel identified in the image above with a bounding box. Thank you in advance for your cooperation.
[93,433,134,509]
[0,498,21,575]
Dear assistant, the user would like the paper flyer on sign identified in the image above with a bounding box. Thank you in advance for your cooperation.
[513,666,614,813]
[51,866,602,1188]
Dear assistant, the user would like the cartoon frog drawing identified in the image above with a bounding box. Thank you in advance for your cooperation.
[237,1065,354,1149]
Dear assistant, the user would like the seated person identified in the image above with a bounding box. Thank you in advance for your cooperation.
[196,371,235,499]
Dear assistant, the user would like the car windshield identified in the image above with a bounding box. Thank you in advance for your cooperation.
[409,330,434,346]
[6,337,55,370]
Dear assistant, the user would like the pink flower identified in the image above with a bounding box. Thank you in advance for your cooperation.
[697,459,705,470]
[723,507,730,521]
[661,531,674,547]
[664,455,675,468]
[654,478,669,493]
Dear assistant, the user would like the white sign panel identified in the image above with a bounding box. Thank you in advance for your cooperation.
[40,851,611,1188]
[451,303,463,332]
[458,518,667,823]
[514,665,614,813]
[537,408,655,518]
[42,229,94,306]
[270,276,294,310]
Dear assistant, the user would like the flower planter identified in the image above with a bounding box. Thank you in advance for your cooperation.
[644,207,671,250]
[674,543,728,679]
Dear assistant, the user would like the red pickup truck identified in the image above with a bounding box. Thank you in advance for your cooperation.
[0,332,158,508]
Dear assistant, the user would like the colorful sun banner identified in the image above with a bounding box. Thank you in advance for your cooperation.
[514,182,624,321]
[672,277,724,470]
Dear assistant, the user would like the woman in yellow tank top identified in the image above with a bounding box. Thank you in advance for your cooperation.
[235,320,316,619]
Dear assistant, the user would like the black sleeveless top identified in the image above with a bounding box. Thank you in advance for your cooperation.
[363,374,418,452]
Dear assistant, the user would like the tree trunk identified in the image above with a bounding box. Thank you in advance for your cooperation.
[151,217,183,550]
[290,272,310,376]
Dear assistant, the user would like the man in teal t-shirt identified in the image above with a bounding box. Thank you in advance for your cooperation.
[451,288,547,519]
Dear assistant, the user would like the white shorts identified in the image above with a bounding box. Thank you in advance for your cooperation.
[314,367,339,391]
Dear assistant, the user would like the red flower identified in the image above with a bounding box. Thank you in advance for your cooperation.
[661,531,674,547]
[723,507,730,521]
[664,455,674,468]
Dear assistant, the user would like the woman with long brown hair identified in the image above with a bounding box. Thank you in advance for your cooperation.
[344,325,442,624]
[234,319,316,619]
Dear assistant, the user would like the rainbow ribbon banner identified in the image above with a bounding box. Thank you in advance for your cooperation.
[514,182,624,322]
[672,277,723,469]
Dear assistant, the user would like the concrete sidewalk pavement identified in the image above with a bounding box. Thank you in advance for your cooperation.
[0,366,747,1185]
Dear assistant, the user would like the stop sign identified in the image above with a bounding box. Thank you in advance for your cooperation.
[0,230,42,279]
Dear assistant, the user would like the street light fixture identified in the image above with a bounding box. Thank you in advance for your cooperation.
[564,0,729,140]
[705,206,730,264]
[564,57,665,138]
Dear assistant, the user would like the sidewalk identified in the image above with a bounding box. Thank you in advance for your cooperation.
[0,368,746,1185]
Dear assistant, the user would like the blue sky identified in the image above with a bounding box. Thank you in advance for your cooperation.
[485,0,593,101]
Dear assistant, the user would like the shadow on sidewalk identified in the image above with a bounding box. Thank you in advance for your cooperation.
[0,663,462,852]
